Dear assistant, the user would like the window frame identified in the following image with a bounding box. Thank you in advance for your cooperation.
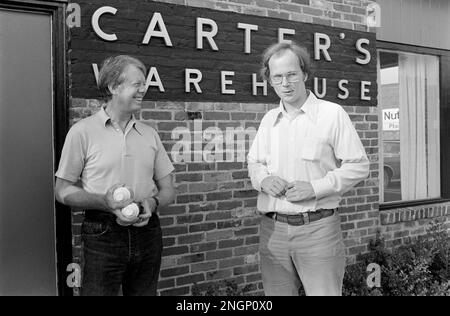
[377,41,450,210]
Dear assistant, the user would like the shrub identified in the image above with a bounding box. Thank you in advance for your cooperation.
[193,220,449,296]
[343,219,449,296]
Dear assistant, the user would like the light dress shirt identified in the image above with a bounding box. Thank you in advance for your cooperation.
[248,91,369,214]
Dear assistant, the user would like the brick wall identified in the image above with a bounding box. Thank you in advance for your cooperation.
[67,0,449,296]
[156,0,377,32]
[69,98,379,295]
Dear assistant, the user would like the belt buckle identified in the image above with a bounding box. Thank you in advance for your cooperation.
[302,212,310,225]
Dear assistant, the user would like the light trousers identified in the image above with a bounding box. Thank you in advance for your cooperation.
[259,212,345,296]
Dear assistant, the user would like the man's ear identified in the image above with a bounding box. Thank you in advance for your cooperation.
[304,73,308,82]
[108,83,118,96]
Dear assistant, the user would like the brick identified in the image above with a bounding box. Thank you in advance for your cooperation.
[217,200,242,210]
[204,112,230,120]
[206,269,233,280]
[155,101,185,110]
[233,190,258,199]
[234,227,258,236]
[204,172,232,182]
[177,194,204,204]
[205,211,233,221]
[160,266,189,278]
[141,101,156,109]
[160,217,174,227]
[234,245,259,256]
[333,3,352,12]
[348,213,366,221]
[162,246,189,257]
[206,249,233,260]
[343,13,362,23]
[177,253,205,265]
[188,203,216,213]
[232,171,249,179]
[291,0,309,4]
[217,162,243,170]
[241,103,266,112]
[141,110,172,120]
[230,112,257,121]
[206,229,234,241]
[176,273,205,286]
[174,183,189,195]
[206,191,232,201]
[178,233,205,245]
[190,242,217,253]
[177,214,204,224]
[157,278,175,290]
[246,273,262,283]
[394,230,409,239]
[158,122,186,131]
[189,222,217,233]
[219,238,244,249]
[341,223,355,231]
[176,173,203,182]
[163,237,176,247]
[245,236,259,245]
[267,10,290,19]
[218,181,245,190]
[164,205,186,216]
[348,245,367,255]
[303,6,323,16]
[162,226,188,236]
[187,163,215,172]
[332,20,353,30]
[217,219,242,229]
[219,257,245,269]
[233,264,259,275]
[356,219,375,229]
[244,199,257,207]
[160,286,190,296]
[280,3,302,12]
[243,217,260,226]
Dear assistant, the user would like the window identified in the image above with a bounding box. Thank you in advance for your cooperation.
[378,50,440,203]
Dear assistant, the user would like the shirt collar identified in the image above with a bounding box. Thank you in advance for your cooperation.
[97,106,142,135]
[273,90,319,126]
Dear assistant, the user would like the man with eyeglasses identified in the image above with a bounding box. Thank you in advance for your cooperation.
[248,42,369,296]
[55,55,175,295]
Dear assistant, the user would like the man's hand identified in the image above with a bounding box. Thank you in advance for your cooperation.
[285,181,316,202]
[261,176,288,197]
[104,183,134,211]
[104,184,140,226]
[132,197,157,227]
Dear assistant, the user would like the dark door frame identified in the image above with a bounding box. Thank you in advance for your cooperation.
[0,0,71,296]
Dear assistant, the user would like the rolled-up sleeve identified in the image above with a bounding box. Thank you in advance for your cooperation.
[310,107,370,199]
[247,119,271,192]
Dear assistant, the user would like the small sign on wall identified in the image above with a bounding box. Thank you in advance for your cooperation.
[382,108,399,131]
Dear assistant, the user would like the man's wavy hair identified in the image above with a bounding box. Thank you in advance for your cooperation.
[97,55,146,101]
[260,42,311,81]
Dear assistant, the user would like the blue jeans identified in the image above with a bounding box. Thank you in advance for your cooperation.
[259,212,345,296]
[80,212,162,296]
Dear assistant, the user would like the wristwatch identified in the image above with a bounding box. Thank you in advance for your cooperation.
[152,196,160,211]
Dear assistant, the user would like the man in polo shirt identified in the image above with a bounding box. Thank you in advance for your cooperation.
[55,55,175,296]
[248,42,369,296]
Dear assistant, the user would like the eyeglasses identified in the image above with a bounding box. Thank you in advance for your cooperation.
[270,72,303,85]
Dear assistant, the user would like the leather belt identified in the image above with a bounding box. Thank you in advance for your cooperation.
[265,208,336,226]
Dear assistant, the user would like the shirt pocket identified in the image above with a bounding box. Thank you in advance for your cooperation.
[300,137,325,161]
